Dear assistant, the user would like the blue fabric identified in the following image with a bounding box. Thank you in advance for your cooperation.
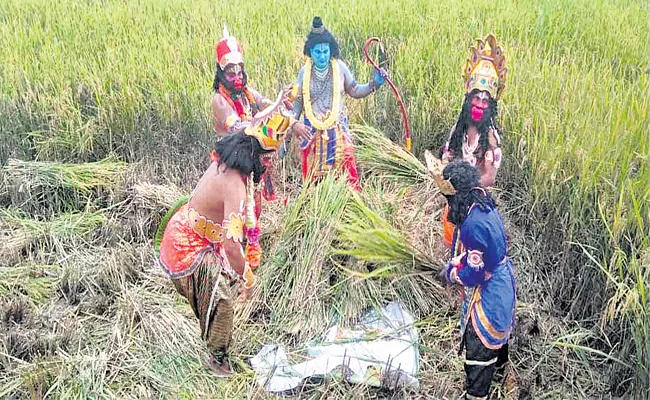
[300,118,338,166]
[447,204,516,349]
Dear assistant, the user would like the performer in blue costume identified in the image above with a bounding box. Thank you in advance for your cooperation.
[426,155,516,399]
[289,16,385,190]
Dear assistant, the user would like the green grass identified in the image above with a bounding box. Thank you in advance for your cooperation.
[1,0,649,397]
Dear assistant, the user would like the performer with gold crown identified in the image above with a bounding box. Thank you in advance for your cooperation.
[155,89,294,376]
[289,16,386,191]
[426,153,517,400]
[440,34,507,248]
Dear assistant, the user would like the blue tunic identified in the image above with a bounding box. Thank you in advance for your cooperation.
[446,203,516,350]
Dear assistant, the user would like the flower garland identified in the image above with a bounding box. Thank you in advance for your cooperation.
[302,58,341,131]
[218,84,257,120]
[242,173,261,289]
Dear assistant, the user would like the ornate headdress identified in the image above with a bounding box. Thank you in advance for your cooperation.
[424,150,457,195]
[215,26,244,70]
[463,34,507,99]
[244,86,297,151]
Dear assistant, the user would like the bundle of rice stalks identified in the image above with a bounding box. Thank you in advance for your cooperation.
[127,182,184,211]
[336,181,446,316]
[337,191,436,269]
[254,173,447,342]
[0,209,106,265]
[257,175,354,340]
[110,182,186,244]
[1,156,129,214]
[352,124,432,186]
[2,156,128,194]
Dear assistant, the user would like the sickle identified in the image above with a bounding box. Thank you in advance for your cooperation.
[363,37,412,153]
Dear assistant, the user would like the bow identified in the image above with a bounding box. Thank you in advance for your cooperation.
[363,37,412,153]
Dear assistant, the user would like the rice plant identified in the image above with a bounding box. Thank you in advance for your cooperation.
[0,0,648,397]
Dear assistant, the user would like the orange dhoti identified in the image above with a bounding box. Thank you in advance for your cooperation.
[442,204,455,249]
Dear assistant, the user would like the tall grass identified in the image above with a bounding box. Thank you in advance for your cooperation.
[1,0,648,396]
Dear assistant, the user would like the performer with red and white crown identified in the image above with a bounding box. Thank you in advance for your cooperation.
[211,26,285,201]
[211,26,272,137]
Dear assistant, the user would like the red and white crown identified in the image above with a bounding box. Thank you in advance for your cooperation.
[216,26,244,70]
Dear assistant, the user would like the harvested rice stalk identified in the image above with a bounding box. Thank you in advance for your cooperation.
[0,209,106,265]
[335,181,446,316]
[127,183,184,211]
[352,124,432,186]
[0,263,62,306]
[2,156,128,194]
[337,191,437,270]
[259,176,354,339]
[257,174,445,340]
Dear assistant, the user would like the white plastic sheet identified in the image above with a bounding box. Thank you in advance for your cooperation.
[250,301,419,392]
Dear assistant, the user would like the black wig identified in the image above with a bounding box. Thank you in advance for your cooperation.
[443,161,495,226]
[447,90,499,161]
[303,16,341,58]
[214,132,272,184]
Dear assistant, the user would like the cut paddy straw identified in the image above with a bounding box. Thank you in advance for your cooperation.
[0,208,107,266]
[337,191,437,270]
[258,175,354,340]
[352,124,431,186]
[254,174,444,343]
[1,156,130,215]
[2,156,128,194]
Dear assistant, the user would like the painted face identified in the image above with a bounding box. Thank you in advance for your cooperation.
[470,91,491,122]
[310,43,331,70]
[259,152,274,167]
[224,64,244,90]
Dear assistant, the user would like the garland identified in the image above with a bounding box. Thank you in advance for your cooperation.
[302,58,341,131]
[242,173,261,289]
[218,84,257,120]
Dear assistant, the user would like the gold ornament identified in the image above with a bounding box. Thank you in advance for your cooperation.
[463,34,507,99]
[424,150,457,195]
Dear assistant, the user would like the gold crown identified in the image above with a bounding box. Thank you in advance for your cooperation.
[463,34,507,99]
[424,150,456,195]
[245,86,297,151]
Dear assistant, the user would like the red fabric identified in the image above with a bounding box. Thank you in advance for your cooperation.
[300,146,360,191]
[254,189,262,219]
[215,39,243,63]
[342,146,360,191]
[158,203,213,277]
[217,84,254,120]
[232,98,245,117]
[300,147,310,183]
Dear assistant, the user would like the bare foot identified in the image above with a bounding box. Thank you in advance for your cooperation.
[208,355,233,377]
